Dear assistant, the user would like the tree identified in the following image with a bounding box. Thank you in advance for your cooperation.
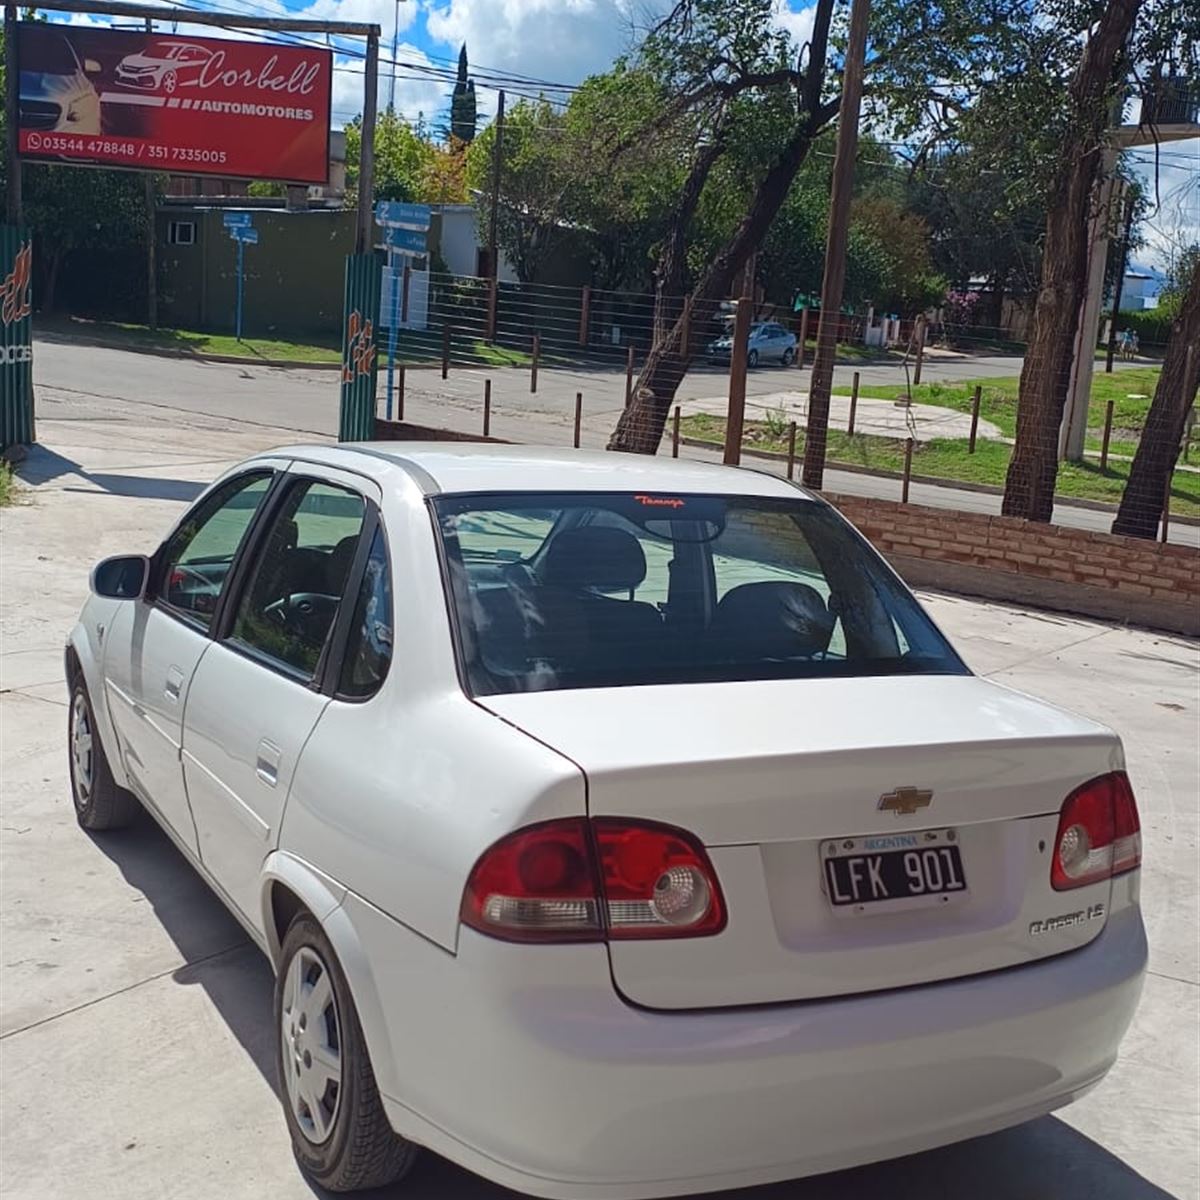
[603,0,1061,453]
[1111,257,1200,538]
[1001,0,1200,520]
[344,109,435,203]
[450,45,477,144]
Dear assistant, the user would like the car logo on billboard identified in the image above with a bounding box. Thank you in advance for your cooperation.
[877,787,933,816]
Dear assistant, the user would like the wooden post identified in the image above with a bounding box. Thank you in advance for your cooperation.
[672,405,681,458]
[401,264,411,322]
[847,371,860,436]
[968,385,982,454]
[724,267,754,466]
[397,365,405,421]
[1099,399,1115,470]
[797,306,809,367]
[356,31,379,253]
[902,437,914,503]
[578,286,591,347]
[680,296,691,358]
[1161,469,1172,544]
[487,89,505,294]
[625,344,635,408]
[786,421,797,480]
[441,322,450,379]
[530,333,540,393]
[912,316,927,386]
[573,392,583,448]
[486,275,498,343]
[483,379,492,436]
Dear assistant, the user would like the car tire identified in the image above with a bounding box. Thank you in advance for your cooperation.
[781,348,795,367]
[276,914,419,1193]
[748,350,759,368]
[163,71,177,94]
[68,679,139,831]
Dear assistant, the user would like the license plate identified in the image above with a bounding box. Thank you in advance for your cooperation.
[821,828,968,916]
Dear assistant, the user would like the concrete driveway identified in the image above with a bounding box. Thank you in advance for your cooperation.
[1,402,1196,1200]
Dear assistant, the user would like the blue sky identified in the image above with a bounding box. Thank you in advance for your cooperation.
[54,0,1198,269]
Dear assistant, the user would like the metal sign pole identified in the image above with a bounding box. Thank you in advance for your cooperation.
[236,237,245,341]
[386,252,400,420]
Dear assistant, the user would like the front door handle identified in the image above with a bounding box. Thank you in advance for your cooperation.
[256,739,282,788]
[164,665,185,703]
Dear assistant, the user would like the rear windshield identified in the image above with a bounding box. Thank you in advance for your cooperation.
[433,492,967,696]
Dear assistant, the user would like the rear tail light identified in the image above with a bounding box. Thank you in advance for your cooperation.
[460,817,726,942]
[1051,771,1142,891]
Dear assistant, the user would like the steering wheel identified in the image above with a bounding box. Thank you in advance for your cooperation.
[263,592,338,639]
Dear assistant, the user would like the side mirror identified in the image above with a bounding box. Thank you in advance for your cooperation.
[91,555,150,600]
[84,58,102,74]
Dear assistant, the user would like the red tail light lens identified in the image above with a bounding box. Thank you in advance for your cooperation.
[1051,771,1142,891]
[460,818,726,942]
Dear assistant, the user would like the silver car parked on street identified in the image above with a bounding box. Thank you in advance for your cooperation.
[707,320,797,367]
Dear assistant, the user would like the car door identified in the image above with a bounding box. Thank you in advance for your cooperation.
[102,467,282,853]
[181,467,377,925]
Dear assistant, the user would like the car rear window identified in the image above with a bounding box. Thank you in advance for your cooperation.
[433,492,968,696]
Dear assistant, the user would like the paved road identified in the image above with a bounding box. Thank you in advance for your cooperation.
[2,399,1196,1199]
[30,338,1195,548]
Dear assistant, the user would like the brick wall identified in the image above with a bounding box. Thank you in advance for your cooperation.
[829,493,1200,636]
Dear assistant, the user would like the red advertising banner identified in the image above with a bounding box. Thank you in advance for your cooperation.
[16,22,332,184]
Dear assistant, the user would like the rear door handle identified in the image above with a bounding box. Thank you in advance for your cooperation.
[164,665,185,703]
[256,739,282,788]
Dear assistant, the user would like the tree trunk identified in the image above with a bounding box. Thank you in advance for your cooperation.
[1111,261,1200,538]
[1000,0,1142,522]
[607,0,836,454]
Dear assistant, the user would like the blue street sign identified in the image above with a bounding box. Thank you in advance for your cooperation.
[385,226,427,253]
[222,211,252,228]
[230,226,259,244]
[375,200,431,230]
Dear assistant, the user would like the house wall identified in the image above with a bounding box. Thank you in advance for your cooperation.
[157,207,355,337]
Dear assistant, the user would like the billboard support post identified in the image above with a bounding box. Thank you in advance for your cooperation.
[143,15,157,329]
[358,31,380,254]
[4,5,21,224]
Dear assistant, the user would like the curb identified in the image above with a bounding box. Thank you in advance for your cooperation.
[678,436,1200,528]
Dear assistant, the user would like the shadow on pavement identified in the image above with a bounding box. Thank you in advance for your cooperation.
[90,817,1170,1200]
[16,444,208,502]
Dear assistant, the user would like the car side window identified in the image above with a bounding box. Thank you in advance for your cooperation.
[158,471,274,629]
[338,527,393,699]
[227,479,366,681]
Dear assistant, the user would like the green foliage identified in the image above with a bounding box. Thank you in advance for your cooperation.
[345,109,435,203]
[450,45,477,144]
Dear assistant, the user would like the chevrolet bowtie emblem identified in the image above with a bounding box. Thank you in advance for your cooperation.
[878,787,933,816]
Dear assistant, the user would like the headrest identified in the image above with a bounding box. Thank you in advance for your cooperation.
[541,527,647,594]
[710,581,835,659]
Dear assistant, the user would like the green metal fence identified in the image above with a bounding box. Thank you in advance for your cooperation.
[1,225,35,451]
[339,252,383,443]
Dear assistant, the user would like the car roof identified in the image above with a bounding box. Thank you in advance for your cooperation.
[263,442,819,502]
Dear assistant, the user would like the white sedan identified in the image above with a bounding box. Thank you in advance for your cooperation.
[66,444,1146,1198]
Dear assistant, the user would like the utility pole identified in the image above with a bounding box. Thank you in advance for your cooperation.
[143,15,158,328]
[724,254,756,465]
[801,0,870,490]
[4,4,21,224]
[487,89,506,279]
[1104,187,1136,373]
[388,0,399,111]
[357,30,380,253]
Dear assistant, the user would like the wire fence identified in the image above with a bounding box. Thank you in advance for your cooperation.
[366,270,1194,544]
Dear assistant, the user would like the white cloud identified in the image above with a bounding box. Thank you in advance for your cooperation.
[773,1,817,52]
[1126,138,1199,271]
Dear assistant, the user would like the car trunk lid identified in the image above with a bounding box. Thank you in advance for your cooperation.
[479,675,1121,1008]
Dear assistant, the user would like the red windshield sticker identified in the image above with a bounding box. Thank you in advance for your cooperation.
[636,495,686,508]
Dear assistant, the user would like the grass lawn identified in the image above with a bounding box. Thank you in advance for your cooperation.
[0,462,13,507]
[37,316,532,370]
[835,367,1164,453]
[680,412,1200,520]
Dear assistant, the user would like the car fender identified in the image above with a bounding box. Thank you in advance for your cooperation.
[259,852,402,1098]
[66,601,131,790]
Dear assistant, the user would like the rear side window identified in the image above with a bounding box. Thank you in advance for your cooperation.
[434,492,967,696]
[338,527,393,699]
[228,480,365,680]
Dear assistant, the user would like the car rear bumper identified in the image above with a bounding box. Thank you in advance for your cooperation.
[352,896,1146,1199]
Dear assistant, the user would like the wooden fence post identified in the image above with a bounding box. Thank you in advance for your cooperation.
[574,393,583,448]
[902,437,914,503]
[847,371,860,436]
[786,421,797,479]
[1099,399,1115,470]
[578,286,591,347]
[625,345,635,408]
[672,405,681,458]
[483,378,492,436]
[531,334,540,393]
[397,365,405,421]
[912,316,927,386]
[441,322,450,380]
[796,306,809,367]
[968,385,982,454]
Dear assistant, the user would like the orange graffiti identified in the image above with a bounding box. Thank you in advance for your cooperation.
[1,243,33,327]
[342,310,375,383]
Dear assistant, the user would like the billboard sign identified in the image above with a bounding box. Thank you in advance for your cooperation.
[16,22,332,184]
